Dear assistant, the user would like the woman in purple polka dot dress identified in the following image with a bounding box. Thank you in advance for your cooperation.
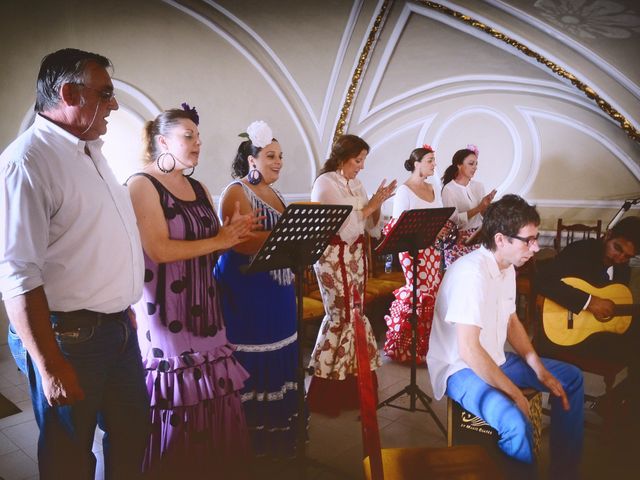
[127,106,254,478]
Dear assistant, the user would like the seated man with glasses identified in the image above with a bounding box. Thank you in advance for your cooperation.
[535,216,640,417]
[427,194,584,479]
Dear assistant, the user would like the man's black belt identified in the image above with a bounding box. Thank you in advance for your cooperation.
[51,309,127,333]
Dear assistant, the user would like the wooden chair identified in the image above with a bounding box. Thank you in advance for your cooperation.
[351,287,502,480]
[554,218,602,253]
[300,265,326,345]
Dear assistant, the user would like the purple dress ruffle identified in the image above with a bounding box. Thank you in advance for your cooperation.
[131,173,249,478]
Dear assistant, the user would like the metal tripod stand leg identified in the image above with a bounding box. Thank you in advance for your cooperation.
[376,247,447,438]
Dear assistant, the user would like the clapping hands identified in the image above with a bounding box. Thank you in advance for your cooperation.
[363,178,397,219]
[371,178,397,209]
[218,201,263,249]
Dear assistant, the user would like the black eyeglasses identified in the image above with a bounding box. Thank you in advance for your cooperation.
[77,84,116,102]
[508,234,539,247]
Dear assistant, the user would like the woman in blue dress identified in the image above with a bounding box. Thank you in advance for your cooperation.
[215,120,301,458]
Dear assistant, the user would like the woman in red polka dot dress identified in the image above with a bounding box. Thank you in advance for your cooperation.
[383,145,455,363]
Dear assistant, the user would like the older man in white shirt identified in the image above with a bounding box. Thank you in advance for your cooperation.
[0,48,148,480]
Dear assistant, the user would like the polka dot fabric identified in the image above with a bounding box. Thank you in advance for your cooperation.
[382,220,478,363]
[383,247,441,363]
[130,173,249,476]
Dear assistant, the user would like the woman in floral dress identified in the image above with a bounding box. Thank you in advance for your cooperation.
[307,134,396,416]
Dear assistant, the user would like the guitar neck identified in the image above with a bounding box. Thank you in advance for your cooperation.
[614,304,640,316]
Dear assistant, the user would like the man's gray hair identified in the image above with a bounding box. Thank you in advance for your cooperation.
[35,48,112,113]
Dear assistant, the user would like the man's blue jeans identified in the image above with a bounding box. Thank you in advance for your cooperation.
[8,312,150,480]
[446,352,584,479]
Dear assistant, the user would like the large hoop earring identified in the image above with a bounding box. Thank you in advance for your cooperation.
[156,152,176,173]
[247,164,263,185]
[183,166,195,177]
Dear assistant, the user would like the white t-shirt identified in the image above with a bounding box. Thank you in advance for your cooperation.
[392,183,442,218]
[311,171,383,245]
[441,179,485,230]
[426,246,516,400]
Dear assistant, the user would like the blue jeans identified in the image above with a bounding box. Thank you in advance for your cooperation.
[8,312,150,480]
[446,352,583,479]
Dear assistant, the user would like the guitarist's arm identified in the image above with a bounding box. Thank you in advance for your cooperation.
[535,261,589,314]
[535,240,601,314]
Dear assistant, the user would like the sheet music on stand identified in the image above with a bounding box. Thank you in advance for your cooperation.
[375,207,455,256]
[245,203,353,274]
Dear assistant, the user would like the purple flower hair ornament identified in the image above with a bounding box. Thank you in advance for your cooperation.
[181,102,199,126]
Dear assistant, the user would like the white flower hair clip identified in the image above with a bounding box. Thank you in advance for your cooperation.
[245,120,273,148]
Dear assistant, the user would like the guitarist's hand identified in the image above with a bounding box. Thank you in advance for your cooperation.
[587,296,616,321]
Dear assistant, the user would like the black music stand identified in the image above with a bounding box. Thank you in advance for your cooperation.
[244,203,352,476]
[375,207,454,437]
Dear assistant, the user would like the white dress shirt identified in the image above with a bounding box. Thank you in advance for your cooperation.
[427,246,516,400]
[392,183,443,218]
[0,114,144,313]
[441,179,485,230]
[311,171,383,245]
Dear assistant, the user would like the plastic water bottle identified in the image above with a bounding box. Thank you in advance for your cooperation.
[384,254,393,273]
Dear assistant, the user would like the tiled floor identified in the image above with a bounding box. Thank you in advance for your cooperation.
[0,339,636,479]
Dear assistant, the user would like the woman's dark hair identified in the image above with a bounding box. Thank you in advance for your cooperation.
[232,137,278,178]
[142,109,197,164]
[609,216,640,252]
[318,134,370,176]
[35,48,112,113]
[441,148,476,187]
[404,146,434,172]
[481,194,540,250]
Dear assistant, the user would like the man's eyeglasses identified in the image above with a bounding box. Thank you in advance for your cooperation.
[508,234,540,247]
[77,84,116,102]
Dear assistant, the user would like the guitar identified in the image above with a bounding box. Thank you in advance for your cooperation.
[542,277,639,346]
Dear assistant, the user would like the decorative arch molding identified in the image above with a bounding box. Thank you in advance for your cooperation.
[485,0,640,101]
[519,106,640,181]
[335,0,639,143]
[415,0,639,142]
[358,76,602,138]
[518,106,640,209]
[430,106,522,195]
[162,0,318,183]
[332,0,392,143]
[367,113,440,186]
[200,0,363,139]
